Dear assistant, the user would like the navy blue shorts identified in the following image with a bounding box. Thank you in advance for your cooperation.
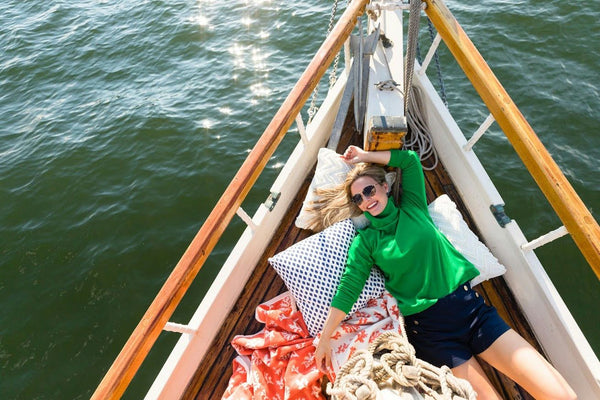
[404,282,510,368]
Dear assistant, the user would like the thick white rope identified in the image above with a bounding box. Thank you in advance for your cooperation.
[404,85,439,170]
[327,331,477,400]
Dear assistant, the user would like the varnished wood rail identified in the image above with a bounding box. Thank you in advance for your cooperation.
[90,1,370,399]
[424,0,600,279]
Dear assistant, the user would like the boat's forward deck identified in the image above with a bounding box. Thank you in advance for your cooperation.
[182,120,542,399]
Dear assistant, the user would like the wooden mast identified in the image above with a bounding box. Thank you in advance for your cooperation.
[424,0,600,279]
[90,1,370,399]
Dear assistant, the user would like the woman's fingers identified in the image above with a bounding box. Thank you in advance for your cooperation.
[341,146,354,160]
[324,352,331,373]
[316,353,326,373]
[341,145,363,163]
[315,339,331,373]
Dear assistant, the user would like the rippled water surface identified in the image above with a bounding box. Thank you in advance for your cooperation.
[1,0,598,398]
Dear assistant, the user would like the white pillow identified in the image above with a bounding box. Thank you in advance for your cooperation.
[269,219,386,337]
[428,195,506,286]
[295,148,353,229]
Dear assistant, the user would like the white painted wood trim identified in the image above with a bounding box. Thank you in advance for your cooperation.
[365,8,404,137]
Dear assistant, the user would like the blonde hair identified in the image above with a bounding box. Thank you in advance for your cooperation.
[304,163,388,232]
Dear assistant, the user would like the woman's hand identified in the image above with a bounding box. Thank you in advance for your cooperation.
[341,145,368,164]
[314,336,333,374]
[314,307,346,374]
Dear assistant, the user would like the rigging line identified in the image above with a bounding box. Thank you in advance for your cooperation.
[427,17,448,108]
[329,331,477,399]
[404,0,422,115]
[307,0,345,124]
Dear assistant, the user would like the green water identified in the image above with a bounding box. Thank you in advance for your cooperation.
[1,1,598,398]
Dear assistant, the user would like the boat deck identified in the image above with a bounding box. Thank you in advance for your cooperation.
[182,120,542,399]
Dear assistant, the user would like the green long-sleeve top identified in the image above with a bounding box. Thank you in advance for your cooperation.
[331,150,479,316]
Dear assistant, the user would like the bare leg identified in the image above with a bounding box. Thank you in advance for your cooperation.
[478,329,577,400]
[452,357,502,400]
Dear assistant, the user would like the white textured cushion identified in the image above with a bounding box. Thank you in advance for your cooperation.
[295,148,353,229]
[428,195,506,286]
[269,219,386,336]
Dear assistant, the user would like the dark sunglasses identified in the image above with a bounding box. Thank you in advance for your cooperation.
[351,185,377,206]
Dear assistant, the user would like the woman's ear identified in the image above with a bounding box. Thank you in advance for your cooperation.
[383,181,389,193]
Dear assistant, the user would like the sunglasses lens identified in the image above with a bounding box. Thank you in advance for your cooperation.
[364,185,376,198]
[352,185,376,206]
[352,193,363,205]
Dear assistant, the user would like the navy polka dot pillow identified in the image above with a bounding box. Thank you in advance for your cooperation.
[269,218,386,336]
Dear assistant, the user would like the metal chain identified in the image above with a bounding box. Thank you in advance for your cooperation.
[307,0,346,124]
[427,17,448,108]
[328,0,342,88]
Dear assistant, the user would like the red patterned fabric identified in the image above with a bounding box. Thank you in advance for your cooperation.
[324,290,403,379]
[222,290,403,399]
[222,292,325,400]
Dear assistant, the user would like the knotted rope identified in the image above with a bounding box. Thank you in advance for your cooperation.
[327,331,477,400]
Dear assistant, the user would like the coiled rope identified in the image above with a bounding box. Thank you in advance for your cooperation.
[404,85,439,170]
[327,331,477,400]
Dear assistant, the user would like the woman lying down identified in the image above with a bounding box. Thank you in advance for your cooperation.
[313,145,576,400]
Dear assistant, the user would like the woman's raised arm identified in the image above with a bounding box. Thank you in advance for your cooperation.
[341,145,391,165]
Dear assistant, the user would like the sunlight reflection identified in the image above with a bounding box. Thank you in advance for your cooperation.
[229,43,246,68]
[229,42,272,73]
[191,13,212,29]
[251,48,267,71]
[243,0,272,5]
[250,83,272,97]
[202,119,214,129]
[228,43,245,57]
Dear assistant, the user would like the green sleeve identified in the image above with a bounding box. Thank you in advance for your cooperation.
[388,150,427,210]
[330,234,374,313]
